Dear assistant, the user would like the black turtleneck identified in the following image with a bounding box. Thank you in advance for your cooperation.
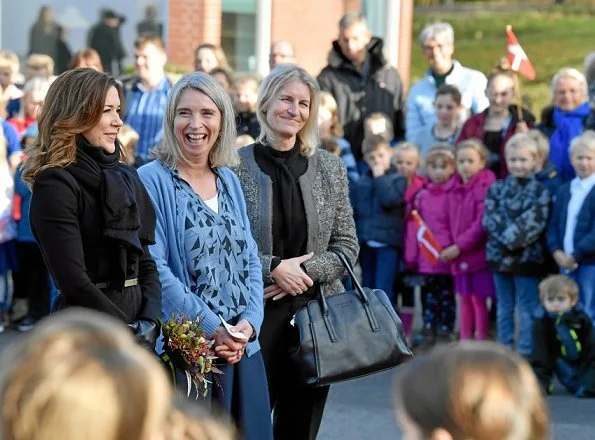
[253,142,308,262]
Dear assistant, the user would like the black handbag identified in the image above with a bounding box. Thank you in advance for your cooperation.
[289,248,413,387]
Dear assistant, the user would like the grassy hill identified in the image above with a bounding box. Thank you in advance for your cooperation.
[411,5,595,115]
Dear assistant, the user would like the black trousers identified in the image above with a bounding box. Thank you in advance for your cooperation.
[259,293,330,440]
[13,241,51,319]
[420,274,455,333]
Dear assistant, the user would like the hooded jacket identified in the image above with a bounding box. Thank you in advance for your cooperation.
[445,169,496,275]
[317,37,405,161]
[405,178,455,275]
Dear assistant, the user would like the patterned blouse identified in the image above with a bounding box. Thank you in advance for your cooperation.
[172,170,250,321]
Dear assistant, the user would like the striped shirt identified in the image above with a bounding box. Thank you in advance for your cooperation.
[124,76,171,158]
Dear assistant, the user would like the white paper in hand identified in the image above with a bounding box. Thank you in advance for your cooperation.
[219,315,248,340]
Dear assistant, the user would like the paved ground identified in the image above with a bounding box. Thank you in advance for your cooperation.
[1,330,593,439]
[318,364,595,440]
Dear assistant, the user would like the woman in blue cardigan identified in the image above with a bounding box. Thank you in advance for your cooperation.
[138,72,272,440]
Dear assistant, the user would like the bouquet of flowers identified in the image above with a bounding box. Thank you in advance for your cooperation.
[160,314,222,398]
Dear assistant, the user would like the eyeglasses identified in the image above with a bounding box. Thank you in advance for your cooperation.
[423,43,446,52]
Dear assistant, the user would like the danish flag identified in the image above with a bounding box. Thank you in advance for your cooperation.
[411,210,443,266]
[506,25,536,80]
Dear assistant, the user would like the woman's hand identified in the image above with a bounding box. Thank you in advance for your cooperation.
[231,319,254,341]
[440,245,460,262]
[214,326,245,364]
[264,283,294,301]
[270,253,314,296]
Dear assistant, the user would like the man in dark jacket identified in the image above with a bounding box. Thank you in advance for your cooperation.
[318,12,405,162]
[88,9,126,75]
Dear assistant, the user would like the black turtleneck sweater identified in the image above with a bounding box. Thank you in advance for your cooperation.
[253,142,308,261]
[29,137,161,323]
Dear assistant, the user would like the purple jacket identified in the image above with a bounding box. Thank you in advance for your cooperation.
[445,169,496,275]
[405,178,455,275]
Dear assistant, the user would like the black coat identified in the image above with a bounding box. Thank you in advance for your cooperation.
[318,37,405,161]
[531,305,595,394]
[88,22,126,74]
[29,141,161,324]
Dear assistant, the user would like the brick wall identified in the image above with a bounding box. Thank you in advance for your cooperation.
[271,0,361,76]
[167,0,222,72]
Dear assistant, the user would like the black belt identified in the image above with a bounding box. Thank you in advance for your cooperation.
[95,278,139,289]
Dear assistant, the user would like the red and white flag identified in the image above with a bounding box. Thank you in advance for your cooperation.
[411,210,443,266]
[506,25,536,80]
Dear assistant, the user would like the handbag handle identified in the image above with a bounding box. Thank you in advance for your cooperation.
[327,246,370,305]
[315,246,371,312]
[315,247,380,337]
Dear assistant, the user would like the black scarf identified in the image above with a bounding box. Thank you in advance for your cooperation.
[254,142,308,258]
[67,136,156,287]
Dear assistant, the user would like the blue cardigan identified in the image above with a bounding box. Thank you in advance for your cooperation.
[139,161,264,356]
[547,182,595,264]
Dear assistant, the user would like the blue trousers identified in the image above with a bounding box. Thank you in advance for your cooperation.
[360,244,399,305]
[493,273,540,356]
[568,264,595,322]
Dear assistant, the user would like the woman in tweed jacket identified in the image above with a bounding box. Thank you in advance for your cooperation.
[234,64,358,440]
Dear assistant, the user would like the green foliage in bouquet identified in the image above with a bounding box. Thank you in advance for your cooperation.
[160,314,222,399]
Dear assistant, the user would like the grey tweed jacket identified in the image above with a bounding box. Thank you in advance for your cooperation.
[234,144,359,296]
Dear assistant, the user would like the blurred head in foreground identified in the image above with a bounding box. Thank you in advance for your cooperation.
[0,308,172,440]
[394,341,548,440]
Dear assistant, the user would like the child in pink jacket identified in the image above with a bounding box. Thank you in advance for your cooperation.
[394,142,424,338]
[442,139,497,340]
[405,146,457,345]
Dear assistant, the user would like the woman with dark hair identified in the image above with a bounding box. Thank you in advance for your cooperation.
[23,68,161,346]
[234,64,359,440]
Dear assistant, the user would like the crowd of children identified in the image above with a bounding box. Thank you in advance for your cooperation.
[348,89,595,398]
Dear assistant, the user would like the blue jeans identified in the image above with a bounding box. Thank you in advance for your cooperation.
[360,244,399,305]
[568,264,595,321]
[493,273,540,356]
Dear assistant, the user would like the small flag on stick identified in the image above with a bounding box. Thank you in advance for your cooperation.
[411,210,443,266]
[506,25,536,80]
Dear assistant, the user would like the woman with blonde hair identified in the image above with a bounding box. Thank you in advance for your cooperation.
[23,68,161,346]
[395,341,549,440]
[317,91,358,182]
[0,308,172,440]
[234,63,359,440]
[7,77,50,137]
[538,67,591,182]
[138,71,271,440]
